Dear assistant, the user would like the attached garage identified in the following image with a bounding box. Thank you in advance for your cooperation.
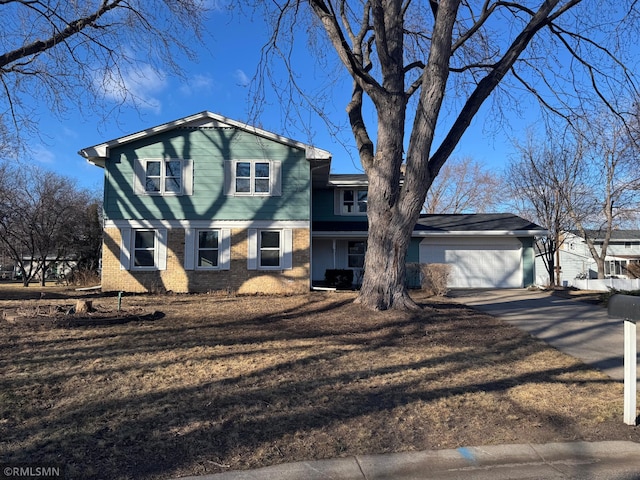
[420,237,523,288]
[312,213,547,290]
[413,214,547,289]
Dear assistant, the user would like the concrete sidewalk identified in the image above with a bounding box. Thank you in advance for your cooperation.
[176,441,640,479]
[173,289,640,480]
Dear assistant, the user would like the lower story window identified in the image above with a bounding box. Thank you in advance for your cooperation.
[605,260,627,277]
[134,230,156,267]
[348,241,366,269]
[197,230,219,268]
[260,230,281,268]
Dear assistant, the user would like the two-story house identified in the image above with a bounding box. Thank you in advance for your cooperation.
[79,111,546,293]
[542,230,640,285]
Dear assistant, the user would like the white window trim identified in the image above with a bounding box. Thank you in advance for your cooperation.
[247,228,293,270]
[133,158,193,196]
[121,228,168,271]
[224,160,282,197]
[336,188,368,216]
[195,229,220,270]
[184,228,231,271]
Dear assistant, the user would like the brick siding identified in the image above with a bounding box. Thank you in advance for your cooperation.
[101,227,310,294]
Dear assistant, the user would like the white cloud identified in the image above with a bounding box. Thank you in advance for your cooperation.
[234,69,250,87]
[30,144,55,164]
[97,63,167,114]
[179,74,215,96]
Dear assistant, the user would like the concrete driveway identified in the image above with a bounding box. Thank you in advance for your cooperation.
[448,289,638,386]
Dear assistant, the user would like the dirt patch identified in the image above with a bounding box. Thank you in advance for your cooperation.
[0,287,637,479]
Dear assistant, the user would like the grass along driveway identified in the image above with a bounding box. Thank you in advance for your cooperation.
[0,287,638,479]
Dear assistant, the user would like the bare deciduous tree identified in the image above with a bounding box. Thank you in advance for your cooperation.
[424,157,501,214]
[563,112,640,278]
[508,109,640,283]
[505,131,580,287]
[0,162,97,286]
[245,0,639,310]
[0,0,209,152]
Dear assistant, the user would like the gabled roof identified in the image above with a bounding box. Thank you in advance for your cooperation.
[78,111,332,167]
[313,213,548,238]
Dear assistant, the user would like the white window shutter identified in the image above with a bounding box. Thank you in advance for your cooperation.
[334,189,341,215]
[184,228,195,270]
[220,229,231,270]
[282,229,293,269]
[133,159,146,195]
[157,229,168,271]
[182,159,193,196]
[247,228,258,270]
[120,228,131,270]
[270,161,282,196]
[223,160,234,196]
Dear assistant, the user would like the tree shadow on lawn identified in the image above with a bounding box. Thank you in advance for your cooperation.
[0,293,636,479]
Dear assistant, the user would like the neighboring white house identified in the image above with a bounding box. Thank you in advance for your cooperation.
[536,230,640,287]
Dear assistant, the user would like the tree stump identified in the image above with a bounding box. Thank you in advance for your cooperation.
[75,300,94,314]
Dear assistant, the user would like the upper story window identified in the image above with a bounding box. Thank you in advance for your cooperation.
[224,160,282,197]
[145,160,181,194]
[236,161,270,194]
[134,158,193,196]
[341,188,367,215]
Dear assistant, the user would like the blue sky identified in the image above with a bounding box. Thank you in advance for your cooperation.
[25,7,534,192]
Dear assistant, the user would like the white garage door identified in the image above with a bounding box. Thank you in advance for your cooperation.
[419,237,522,288]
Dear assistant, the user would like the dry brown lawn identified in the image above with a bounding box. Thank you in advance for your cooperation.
[0,283,638,480]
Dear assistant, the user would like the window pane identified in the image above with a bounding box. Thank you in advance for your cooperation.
[165,160,181,177]
[255,162,270,178]
[198,250,218,267]
[260,250,280,267]
[199,231,219,249]
[255,179,270,193]
[348,241,366,255]
[348,241,366,268]
[343,190,354,202]
[357,190,367,212]
[165,177,181,192]
[146,161,161,176]
[236,162,251,177]
[145,177,161,192]
[261,231,280,248]
[236,178,250,193]
[135,231,155,249]
[348,256,365,268]
[134,250,154,267]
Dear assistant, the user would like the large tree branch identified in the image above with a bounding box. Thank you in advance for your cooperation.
[428,0,572,179]
[0,1,123,69]
[308,0,382,95]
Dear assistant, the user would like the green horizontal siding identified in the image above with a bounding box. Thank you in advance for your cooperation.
[312,188,368,223]
[104,128,310,221]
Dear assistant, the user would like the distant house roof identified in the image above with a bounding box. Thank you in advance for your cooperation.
[78,111,332,168]
[313,213,547,238]
[573,230,640,242]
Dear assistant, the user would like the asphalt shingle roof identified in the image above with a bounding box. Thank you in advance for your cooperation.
[313,213,545,234]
